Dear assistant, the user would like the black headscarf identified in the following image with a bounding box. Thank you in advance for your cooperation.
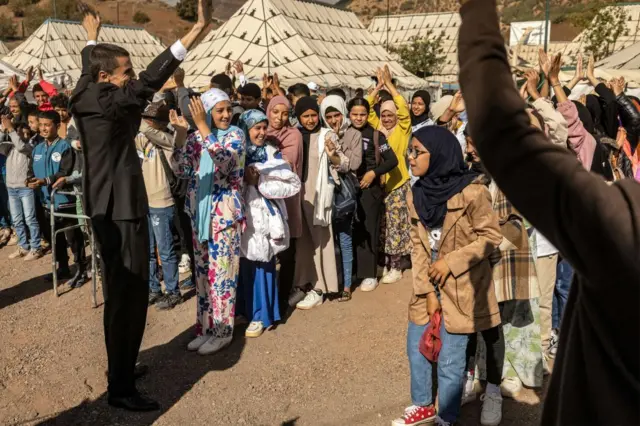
[412,126,479,229]
[295,96,320,183]
[411,90,431,126]
[586,94,604,134]
[573,100,595,136]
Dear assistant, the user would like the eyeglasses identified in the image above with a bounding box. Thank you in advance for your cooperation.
[407,147,428,159]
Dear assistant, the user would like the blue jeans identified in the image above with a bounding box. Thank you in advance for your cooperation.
[437,318,469,423]
[0,177,11,229]
[334,217,353,289]
[148,206,179,295]
[7,187,40,250]
[553,258,573,329]
[407,321,433,406]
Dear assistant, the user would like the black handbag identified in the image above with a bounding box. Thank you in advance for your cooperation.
[332,171,359,221]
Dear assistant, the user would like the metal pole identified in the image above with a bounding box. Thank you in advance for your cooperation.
[544,0,550,52]
[386,0,390,50]
[53,0,57,19]
[117,1,120,26]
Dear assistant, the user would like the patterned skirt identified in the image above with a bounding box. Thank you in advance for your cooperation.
[380,181,412,256]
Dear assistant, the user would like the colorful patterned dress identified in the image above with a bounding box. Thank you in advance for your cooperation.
[174,129,245,339]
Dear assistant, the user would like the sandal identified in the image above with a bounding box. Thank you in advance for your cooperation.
[338,290,352,302]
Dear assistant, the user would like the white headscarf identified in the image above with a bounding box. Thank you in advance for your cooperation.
[200,88,230,114]
[320,95,350,136]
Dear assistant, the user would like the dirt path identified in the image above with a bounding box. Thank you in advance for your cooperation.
[0,244,546,426]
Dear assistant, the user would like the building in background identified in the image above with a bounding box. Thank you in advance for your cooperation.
[2,19,165,88]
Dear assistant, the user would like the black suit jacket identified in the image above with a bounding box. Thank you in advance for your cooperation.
[70,45,181,220]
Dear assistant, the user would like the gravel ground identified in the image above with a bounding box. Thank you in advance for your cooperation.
[0,244,547,426]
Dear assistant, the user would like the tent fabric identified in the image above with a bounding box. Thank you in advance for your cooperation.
[181,0,426,90]
[0,60,25,91]
[2,19,165,88]
[0,42,9,56]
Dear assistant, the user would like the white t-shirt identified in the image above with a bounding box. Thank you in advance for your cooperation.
[535,230,558,257]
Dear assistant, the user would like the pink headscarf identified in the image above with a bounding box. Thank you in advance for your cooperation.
[379,99,398,137]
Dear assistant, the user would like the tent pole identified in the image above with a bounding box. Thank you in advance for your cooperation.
[544,0,550,52]
[386,0,389,50]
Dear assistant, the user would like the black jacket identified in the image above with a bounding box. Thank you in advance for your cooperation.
[70,45,181,220]
[616,93,640,151]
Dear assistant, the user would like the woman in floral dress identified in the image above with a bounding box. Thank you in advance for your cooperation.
[173,89,246,355]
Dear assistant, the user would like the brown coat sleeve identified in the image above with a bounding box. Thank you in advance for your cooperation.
[458,0,640,288]
[443,186,502,278]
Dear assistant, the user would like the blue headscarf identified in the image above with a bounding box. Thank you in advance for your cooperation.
[238,109,268,165]
[411,126,479,229]
[195,89,239,242]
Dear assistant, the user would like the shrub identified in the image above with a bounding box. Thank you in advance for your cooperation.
[133,11,150,24]
[176,0,197,21]
[399,1,413,12]
[0,14,16,39]
[9,0,35,18]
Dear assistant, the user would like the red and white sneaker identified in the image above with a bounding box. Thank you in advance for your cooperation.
[392,405,436,426]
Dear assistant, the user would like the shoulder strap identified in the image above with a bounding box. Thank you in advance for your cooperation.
[373,130,381,166]
[157,148,177,188]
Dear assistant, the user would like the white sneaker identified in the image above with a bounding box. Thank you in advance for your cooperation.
[434,416,451,426]
[245,321,264,338]
[382,268,402,284]
[480,392,503,426]
[296,290,323,310]
[8,247,28,259]
[500,376,522,398]
[178,254,191,274]
[360,278,379,292]
[461,373,478,405]
[187,335,210,351]
[197,335,232,355]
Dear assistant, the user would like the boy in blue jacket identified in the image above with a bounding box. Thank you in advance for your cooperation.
[28,110,87,288]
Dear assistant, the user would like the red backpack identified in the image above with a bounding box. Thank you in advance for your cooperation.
[419,310,443,362]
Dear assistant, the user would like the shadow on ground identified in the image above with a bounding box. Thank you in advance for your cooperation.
[35,327,246,425]
[0,273,54,310]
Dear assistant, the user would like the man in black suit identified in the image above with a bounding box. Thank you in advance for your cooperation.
[70,2,207,411]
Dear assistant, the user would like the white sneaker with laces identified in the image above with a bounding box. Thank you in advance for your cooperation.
[178,254,191,274]
[480,392,503,426]
[382,268,402,284]
[296,290,323,310]
[500,376,522,398]
[434,416,451,426]
[197,335,232,355]
[187,335,210,351]
[245,321,264,338]
[360,278,379,292]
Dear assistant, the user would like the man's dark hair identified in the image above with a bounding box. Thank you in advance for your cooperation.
[347,96,370,113]
[50,93,70,110]
[355,88,364,98]
[210,73,233,96]
[238,83,261,99]
[326,88,347,100]
[38,110,61,126]
[26,104,39,118]
[379,89,393,103]
[89,43,131,82]
[288,83,310,98]
[32,84,45,96]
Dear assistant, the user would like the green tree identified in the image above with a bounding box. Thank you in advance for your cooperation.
[9,0,37,18]
[176,0,197,22]
[0,14,16,39]
[22,0,82,35]
[583,6,629,61]
[133,11,151,24]
[388,32,445,78]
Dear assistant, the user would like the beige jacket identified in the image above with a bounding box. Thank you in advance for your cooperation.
[135,121,187,209]
[531,98,569,147]
[408,181,503,333]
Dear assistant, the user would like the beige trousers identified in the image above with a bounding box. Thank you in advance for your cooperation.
[536,254,558,352]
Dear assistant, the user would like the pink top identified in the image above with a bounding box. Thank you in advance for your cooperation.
[557,101,596,171]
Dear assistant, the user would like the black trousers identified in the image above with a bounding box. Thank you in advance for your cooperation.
[277,238,297,311]
[465,325,505,385]
[92,216,149,397]
[354,185,384,279]
[43,207,86,268]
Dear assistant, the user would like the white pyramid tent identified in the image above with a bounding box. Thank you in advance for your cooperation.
[0,60,25,90]
[182,0,425,90]
[0,41,9,56]
[2,19,165,88]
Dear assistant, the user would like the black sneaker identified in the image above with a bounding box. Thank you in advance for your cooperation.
[45,266,72,282]
[69,269,89,289]
[148,292,164,305]
[155,293,182,310]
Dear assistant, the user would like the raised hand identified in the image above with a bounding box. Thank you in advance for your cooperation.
[538,48,551,77]
[519,81,529,100]
[160,76,177,92]
[188,96,207,128]
[1,115,13,132]
[173,67,185,87]
[450,91,465,113]
[179,0,208,50]
[169,109,188,130]
[79,2,101,41]
[524,69,541,99]
[548,53,562,85]
[26,66,34,83]
[8,75,18,92]
[611,77,626,96]
[233,61,244,75]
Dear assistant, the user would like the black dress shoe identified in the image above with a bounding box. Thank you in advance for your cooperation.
[69,269,89,289]
[107,393,160,412]
[44,267,72,282]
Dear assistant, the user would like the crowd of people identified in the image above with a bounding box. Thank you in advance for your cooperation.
[0,0,638,424]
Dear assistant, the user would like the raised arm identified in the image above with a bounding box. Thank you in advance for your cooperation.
[458,0,639,288]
